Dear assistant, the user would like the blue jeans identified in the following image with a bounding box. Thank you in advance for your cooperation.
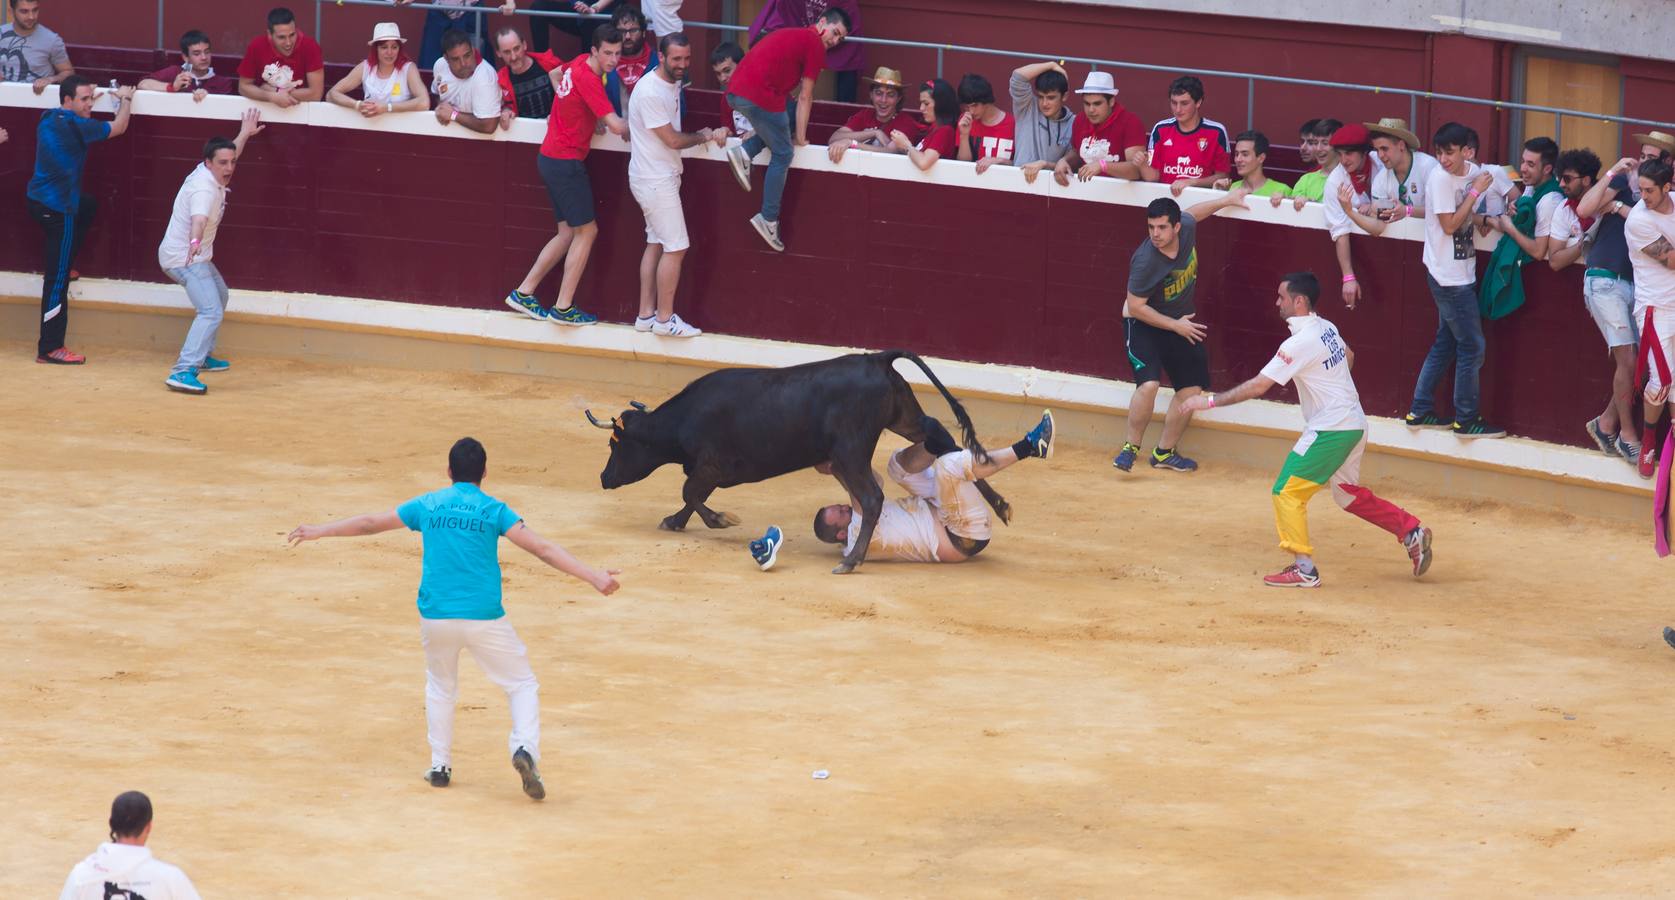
[728,93,793,222]
[1411,274,1485,421]
[165,261,229,374]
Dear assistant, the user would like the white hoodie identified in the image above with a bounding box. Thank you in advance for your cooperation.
[59,842,200,900]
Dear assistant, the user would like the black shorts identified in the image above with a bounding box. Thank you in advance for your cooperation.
[1125,318,1211,391]
[537,154,595,228]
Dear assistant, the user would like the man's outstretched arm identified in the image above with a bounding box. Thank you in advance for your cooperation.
[288,510,404,544]
[506,522,621,595]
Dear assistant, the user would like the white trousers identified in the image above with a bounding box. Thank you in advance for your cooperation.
[419,617,540,768]
[887,448,992,541]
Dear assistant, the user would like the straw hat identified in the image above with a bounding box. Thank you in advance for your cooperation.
[863,67,905,90]
[1364,117,1422,151]
[368,22,406,45]
[1631,130,1675,156]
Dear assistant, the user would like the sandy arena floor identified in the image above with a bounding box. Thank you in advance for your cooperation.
[4,341,1675,897]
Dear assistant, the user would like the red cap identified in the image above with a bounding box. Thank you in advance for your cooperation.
[1330,123,1371,149]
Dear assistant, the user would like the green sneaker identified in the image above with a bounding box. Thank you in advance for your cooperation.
[1404,411,1448,430]
[548,304,598,327]
[198,356,230,373]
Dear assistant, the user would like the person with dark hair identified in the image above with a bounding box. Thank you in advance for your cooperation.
[1,0,73,93]
[237,7,324,107]
[1181,273,1434,588]
[723,8,850,252]
[1626,157,1675,476]
[748,0,862,101]
[26,74,132,365]
[139,29,236,101]
[603,4,656,113]
[328,22,430,117]
[806,412,1055,566]
[828,65,921,163]
[1008,60,1074,170]
[1320,123,1383,309]
[1624,129,1675,203]
[1046,70,1146,185]
[1290,117,1340,206]
[1147,74,1230,195]
[431,28,502,133]
[709,41,752,138]
[505,26,628,324]
[1404,121,1504,438]
[1112,190,1252,474]
[1364,117,1438,225]
[60,791,200,899]
[395,0,509,71]
[288,437,622,801]
[954,72,1015,173]
[1482,135,1562,263]
[1547,149,1641,468]
[493,26,563,121]
[1215,129,1289,202]
[889,77,958,170]
[157,109,265,396]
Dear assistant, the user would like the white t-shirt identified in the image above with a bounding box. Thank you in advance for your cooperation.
[1422,163,1482,286]
[1531,189,1564,238]
[360,60,414,105]
[1322,156,1382,239]
[1259,314,1366,432]
[1474,164,1518,217]
[1626,200,1675,311]
[431,58,500,119]
[60,843,200,900]
[645,0,683,39]
[1547,200,1585,249]
[1371,150,1438,212]
[628,67,684,182]
[157,163,228,270]
[844,496,943,563]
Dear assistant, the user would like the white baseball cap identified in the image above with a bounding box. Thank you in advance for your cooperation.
[1075,71,1118,96]
[368,22,406,44]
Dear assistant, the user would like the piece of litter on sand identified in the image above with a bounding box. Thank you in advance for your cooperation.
[812,769,830,779]
[1563,714,1576,721]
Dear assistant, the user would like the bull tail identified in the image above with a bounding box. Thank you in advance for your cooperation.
[884,351,989,463]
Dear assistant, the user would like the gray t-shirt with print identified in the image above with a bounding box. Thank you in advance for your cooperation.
[1126,212,1199,319]
[0,23,69,83]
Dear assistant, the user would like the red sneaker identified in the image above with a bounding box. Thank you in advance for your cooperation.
[1263,564,1321,588]
[1404,526,1434,577]
[36,347,86,365]
[1639,441,1659,480]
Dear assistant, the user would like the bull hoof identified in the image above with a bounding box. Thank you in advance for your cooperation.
[831,562,856,575]
[996,502,1013,526]
[703,511,740,529]
[659,518,687,532]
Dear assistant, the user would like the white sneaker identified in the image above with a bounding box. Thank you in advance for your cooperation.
[652,313,702,338]
[727,145,752,191]
[750,213,785,252]
[634,315,656,333]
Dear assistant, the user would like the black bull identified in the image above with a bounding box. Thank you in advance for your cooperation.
[586,350,1011,573]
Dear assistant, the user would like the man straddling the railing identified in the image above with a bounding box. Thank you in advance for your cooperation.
[504,26,627,325]
[493,26,563,122]
[0,0,73,94]
[138,30,239,103]
[1146,75,1230,198]
[723,7,851,253]
[237,7,325,109]
[1321,123,1383,310]
[827,66,921,164]
[708,43,753,140]
[432,28,502,134]
[1039,72,1147,187]
[159,109,266,396]
[1007,61,1073,176]
[26,74,132,366]
[955,73,1016,176]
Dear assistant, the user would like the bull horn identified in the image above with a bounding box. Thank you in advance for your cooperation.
[629,400,650,412]
[584,410,614,429]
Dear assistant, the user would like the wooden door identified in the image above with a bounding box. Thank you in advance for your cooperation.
[1521,53,1620,160]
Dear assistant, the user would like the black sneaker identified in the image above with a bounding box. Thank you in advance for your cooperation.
[512,747,545,800]
[1452,417,1506,439]
[1404,411,1448,430]
[423,765,451,788]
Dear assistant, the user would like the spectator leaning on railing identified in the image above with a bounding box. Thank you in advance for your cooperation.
[0,0,72,94]
[1289,117,1340,206]
[26,74,132,366]
[604,5,655,114]
[1008,60,1073,172]
[828,66,921,164]
[494,26,563,121]
[1216,130,1289,204]
[1366,117,1437,225]
[138,30,237,102]
[328,23,430,117]
[1479,136,1560,319]
[1626,129,1675,203]
[890,77,959,171]
[956,73,1015,173]
[1041,71,1145,186]
[1321,123,1383,309]
[432,28,502,134]
[1146,75,1230,196]
[238,7,325,109]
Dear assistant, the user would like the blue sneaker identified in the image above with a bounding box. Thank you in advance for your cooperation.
[198,355,230,373]
[548,304,599,327]
[164,370,207,394]
[1584,417,1616,455]
[504,290,548,321]
[749,525,783,571]
[1149,448,1199,472]
[1113,442,1140,472]
[1024,409,1055,459]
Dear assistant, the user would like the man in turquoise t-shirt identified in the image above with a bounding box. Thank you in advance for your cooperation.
[288,437,621,800]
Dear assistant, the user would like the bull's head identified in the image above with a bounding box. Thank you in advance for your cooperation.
[586,401,665,490]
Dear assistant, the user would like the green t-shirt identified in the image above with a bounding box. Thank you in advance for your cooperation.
[1231,177,1291,198]
[1291,169,1327,201]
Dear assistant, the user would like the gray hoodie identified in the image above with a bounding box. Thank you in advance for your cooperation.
[60,843,201,900]
[1008,70,1075,166]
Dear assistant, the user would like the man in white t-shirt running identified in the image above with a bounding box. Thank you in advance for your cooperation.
[1625,157,1675,477]
[627,32,725,338]
[1182,272,1433,588]
[794,411,1054,567]
[60,791,200,900]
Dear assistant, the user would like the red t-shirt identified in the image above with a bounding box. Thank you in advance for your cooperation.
[967,111,1016,161]
[236,33,324,88]
[726,27,824,113]
[843,107,924,144]
[1147,117,1231,184]
[615,42,652,91]
[916,124,957,159]
[1072,104,1146,167]
[147,64,237,95]
[541,54,615,160]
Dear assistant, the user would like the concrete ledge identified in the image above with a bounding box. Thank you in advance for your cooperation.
[1,271,1650,522]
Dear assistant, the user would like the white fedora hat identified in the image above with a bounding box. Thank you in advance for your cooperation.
[1075,71,1118,96]
[368,22,406,44]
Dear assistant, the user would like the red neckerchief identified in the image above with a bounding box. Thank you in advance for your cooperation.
[1346,159,1373,197]
[1566,195,1596,232]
